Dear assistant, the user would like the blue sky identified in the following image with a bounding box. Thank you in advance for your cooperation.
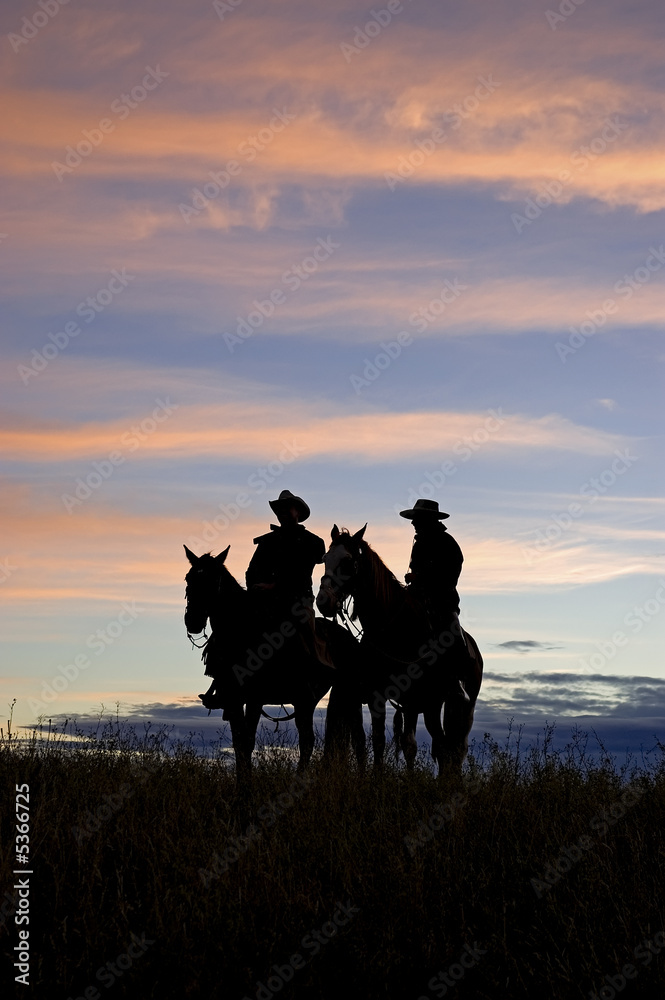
[1,0,664,755]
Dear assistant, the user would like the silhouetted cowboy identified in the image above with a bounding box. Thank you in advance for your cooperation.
[401,498,463,618]
[400,499,469,695]
[246,490,327,664]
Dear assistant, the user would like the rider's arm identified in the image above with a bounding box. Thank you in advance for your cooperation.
[246,539,274,589]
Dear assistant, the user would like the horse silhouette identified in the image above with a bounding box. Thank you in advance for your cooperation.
[317,525,483,775]
[183,544,362,776]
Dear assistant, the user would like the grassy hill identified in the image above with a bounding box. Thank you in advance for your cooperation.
[1,717,664,999]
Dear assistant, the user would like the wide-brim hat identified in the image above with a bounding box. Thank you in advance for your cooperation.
[399,498,449,519]
[269,489,310,522]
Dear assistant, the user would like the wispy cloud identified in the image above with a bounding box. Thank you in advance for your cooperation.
[4,3,665,212]
[481,671,665,719]
[1,391,635,464]
[495,640,563,654]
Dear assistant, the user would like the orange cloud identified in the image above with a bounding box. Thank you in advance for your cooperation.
[3,488,660,619]
[2,8,665,211]
[1,401,633,464]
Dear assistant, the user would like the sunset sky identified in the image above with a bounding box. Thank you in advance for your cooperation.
[2,0,664,755]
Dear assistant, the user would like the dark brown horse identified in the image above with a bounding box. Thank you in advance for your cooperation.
[184,544,361,776]
[316,526,483,775]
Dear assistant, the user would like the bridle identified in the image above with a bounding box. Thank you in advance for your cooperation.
[184,564,219,648]
[185,559,298,726]
[321,540,359,611]
[323,539,458,670]
[187,630,209,648]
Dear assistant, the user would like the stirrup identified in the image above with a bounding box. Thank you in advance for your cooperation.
[199,691,224,710]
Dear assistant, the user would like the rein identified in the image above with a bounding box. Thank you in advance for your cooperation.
[260,706,297,727]
[336,590,440,668]
[331,543,467,669]
[187,630,209,649]
[187,564,308,726]
[336,597,363,638]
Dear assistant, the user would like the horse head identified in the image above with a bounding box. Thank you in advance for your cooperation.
[316,523,366,618]
[183,544,231,636]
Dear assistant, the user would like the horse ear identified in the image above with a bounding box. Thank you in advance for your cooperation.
[184,544,199,565]
[216,545,230,563]
[331,524,340,542]
[353,523,367,543]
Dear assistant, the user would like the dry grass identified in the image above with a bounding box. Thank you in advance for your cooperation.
[1,715,664,999]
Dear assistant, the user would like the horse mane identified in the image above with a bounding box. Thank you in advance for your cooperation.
[336,529,404,621]
[198,552,245,595]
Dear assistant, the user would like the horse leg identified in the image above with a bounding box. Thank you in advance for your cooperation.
[423,704,446,774]
[371,698,386,769]
[351,704,366,769]
[324,682,366,768]
[393,705,403,766]
[439,636,482,776]
[294,701,315,772]
[440,690,475,777]
[227,707,251,781]
[323,681,351,761]
[401,707,419,770]
[242,701,263,760]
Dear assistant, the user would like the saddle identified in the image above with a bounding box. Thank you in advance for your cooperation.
[246,589,335,670]
[198,593,334,713]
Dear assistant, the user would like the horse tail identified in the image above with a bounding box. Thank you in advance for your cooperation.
[460,630,484,698]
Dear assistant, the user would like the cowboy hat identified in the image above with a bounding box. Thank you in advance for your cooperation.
[269,489,310,522]
[399,498,449,519]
